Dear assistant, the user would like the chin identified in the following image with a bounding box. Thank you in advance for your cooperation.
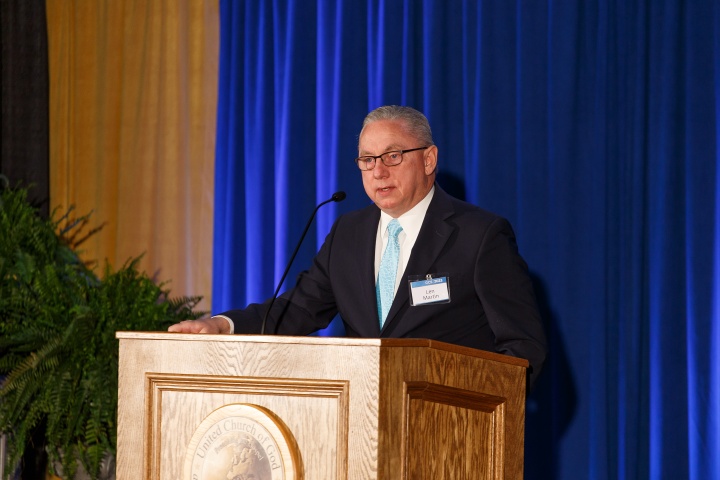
[374,199,396,210]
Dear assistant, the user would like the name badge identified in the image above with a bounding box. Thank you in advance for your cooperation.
[408,274,451,306]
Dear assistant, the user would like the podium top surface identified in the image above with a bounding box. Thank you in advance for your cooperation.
[116,332,528,368]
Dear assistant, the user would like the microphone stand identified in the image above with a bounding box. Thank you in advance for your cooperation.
[260,191,346,334]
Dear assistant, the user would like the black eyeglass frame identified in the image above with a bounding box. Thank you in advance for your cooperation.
[354,145,433,171]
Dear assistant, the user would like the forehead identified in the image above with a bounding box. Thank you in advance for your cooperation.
[358,119,416,153]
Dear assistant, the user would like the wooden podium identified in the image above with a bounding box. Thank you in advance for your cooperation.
[116,333,528,479]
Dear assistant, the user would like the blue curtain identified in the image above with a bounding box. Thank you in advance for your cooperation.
[213,1,720,478]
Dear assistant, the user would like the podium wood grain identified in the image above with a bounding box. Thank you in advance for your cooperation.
[116,333,527,479]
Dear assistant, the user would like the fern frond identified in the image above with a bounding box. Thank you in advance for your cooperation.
[0,184,205,475]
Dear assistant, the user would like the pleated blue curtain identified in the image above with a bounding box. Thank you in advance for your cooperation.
[213,1,720,478]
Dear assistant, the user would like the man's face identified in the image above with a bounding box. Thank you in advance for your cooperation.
[358,119,437,218]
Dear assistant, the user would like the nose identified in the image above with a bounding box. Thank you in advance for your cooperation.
[373,161,390,178]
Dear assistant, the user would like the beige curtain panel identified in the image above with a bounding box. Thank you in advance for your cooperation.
[46,0,218,309]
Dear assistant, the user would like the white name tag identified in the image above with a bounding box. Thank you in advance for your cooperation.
[409,276,451,306]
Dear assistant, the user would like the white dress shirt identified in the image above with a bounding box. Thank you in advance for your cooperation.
[374,186,435,295]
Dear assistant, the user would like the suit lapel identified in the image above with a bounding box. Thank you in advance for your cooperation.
[381,187,456,333]
[353,205,382,329]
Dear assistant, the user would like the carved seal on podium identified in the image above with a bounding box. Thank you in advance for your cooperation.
[184,403,303,480]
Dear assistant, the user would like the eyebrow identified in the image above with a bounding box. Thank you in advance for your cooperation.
[358,144,405,156]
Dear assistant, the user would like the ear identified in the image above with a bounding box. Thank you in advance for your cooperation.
[423,146,439,175]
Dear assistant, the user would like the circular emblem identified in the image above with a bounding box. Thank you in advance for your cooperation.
[184,403,303,480]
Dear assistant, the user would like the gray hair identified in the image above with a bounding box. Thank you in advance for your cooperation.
[359,105,434,146]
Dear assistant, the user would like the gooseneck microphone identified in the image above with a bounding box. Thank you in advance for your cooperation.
[260,191,347,335]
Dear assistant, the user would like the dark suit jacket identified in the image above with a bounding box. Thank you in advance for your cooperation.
[221,186,547,386]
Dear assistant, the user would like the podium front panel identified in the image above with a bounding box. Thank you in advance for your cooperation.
[117,333,527,479]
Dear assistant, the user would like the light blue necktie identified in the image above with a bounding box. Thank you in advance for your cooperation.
[376,219,403,328]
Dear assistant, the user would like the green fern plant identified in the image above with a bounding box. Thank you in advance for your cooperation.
[0,180,206,478]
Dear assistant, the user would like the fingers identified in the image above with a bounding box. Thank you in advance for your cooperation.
[168,319,210,333]
[167,320,190,333]
[168,317,229,334]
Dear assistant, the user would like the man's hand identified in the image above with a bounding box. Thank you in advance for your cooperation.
[168,317,231,334]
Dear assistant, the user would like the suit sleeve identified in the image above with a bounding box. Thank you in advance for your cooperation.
[218,220,341,335]
[474,217,548,388]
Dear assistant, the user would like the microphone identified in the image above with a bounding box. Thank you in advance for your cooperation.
[260,191,347,334]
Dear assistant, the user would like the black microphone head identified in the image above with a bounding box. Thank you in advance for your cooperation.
[332,191,347,202]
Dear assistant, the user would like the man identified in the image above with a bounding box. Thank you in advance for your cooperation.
[170,105,547,386]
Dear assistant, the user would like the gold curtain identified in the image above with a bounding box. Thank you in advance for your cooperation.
[46,0,218,309]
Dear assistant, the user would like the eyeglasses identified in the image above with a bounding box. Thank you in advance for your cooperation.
[354,146,432,171]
